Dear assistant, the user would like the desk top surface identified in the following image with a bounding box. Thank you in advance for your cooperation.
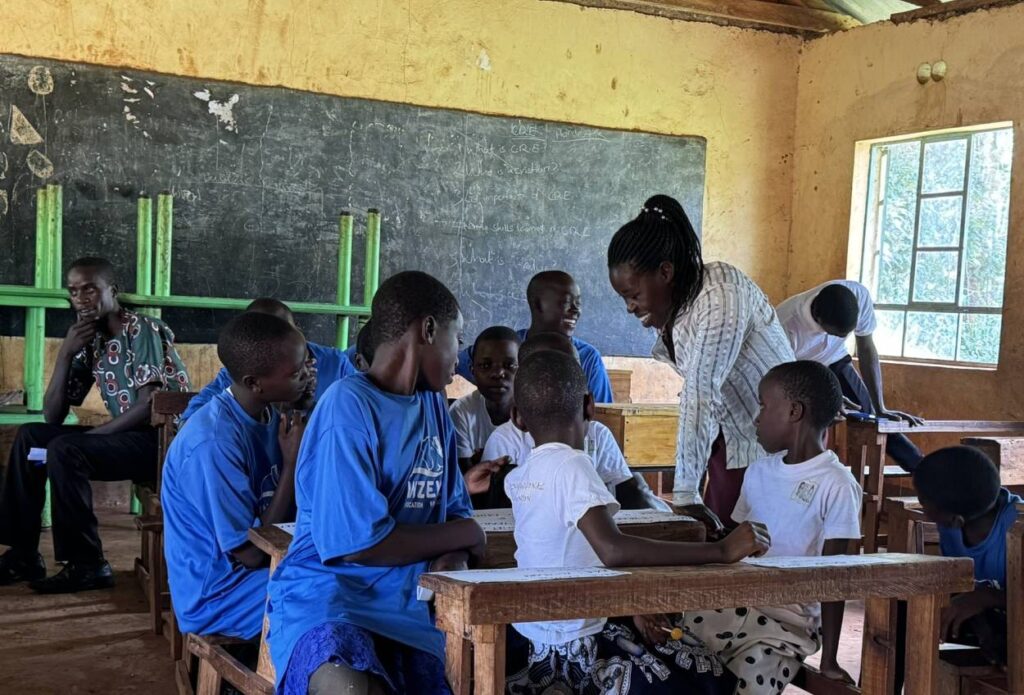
[849,419,1024,435]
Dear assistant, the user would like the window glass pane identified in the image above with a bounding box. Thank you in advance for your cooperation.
[913,251,958,303]
[904,311,957,360]
[960,128,1013,308]
[917,195,962,247]
[957,313,1001,364]
[874,310,905,358]
[921,139,968,193]
[876,141,920,304]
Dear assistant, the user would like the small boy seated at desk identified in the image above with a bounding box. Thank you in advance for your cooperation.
[161,312,310,639]
[180,297,357,422]
[913,445,1022,667]
[266,271,485,695]
[449,325,520,471]
[677,360,862,691]
[481,331,665,510]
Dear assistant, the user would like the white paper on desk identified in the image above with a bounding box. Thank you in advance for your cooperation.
[432,567,628,584]
[742,554,901,569]
[274,522,296,535]
[613,509,685,525]
[28,447,47,463]
[471,508,684,533]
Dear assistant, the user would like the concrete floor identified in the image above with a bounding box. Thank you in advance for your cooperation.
[0,510,866,695]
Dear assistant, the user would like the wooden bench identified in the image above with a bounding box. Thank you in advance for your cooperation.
[175,633,273,695]
[902,503,1024,694]
[837,420,1024,553]
[246,509,705,683]
[421,553,973,695]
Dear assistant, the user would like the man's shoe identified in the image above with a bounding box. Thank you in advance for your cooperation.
[29,560,115,594]
[0,549,46,585]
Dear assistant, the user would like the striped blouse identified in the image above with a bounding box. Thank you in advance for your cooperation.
[652,262,795,505]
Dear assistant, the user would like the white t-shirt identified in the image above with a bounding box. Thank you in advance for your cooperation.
[505,442,621,644]
[732,450,863,628]
[449,390,502,459]
[482,420,633,492]
[776,279,877,366]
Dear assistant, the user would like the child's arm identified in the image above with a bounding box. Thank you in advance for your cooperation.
[614,477,649,510]
[818,538,858,683]
[942,584,1006,641]
[577,504,770,567]
[339,517,486,567]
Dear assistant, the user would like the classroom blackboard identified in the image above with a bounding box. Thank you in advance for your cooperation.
[0,54,705,356]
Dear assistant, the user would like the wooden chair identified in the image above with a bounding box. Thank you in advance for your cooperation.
[904,503,1024,694]
[134,390,196,659]
[175,633,273,695]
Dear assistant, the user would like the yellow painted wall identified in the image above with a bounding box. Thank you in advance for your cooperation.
[789,4,1024,423]
[1,0,801,303]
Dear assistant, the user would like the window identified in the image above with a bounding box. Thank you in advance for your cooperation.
[857,126,1013,366]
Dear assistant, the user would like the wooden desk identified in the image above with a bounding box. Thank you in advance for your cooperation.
[592,404,678,468]
[839,420,1024,553]
[246,510,703,681]
[422,554,973,695]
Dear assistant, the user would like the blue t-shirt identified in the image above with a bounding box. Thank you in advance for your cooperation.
[456,329,614,403]
[939,489,1022,586]
[266,373,473,686]
[181,341,357,421]
[161,390,284,639]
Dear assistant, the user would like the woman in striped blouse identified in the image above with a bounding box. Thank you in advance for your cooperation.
[607,194,795,532]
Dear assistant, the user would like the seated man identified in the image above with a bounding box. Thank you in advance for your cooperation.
[776,280,922,470]
[0,257,190,593]
[162,312,310,638]
[180,298,357,421]
[456,270,613,403]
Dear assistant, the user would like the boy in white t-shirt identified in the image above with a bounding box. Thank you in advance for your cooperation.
[679,360,863,692]
[483,331,666,511]
[504,349,769,694]
[449,325,520,471]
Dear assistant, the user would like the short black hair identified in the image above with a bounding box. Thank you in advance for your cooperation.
[526,270,575,306]
[370,271,460,345]
[67,257,116,285]
[514,350,587,427]
[217,312,302,381]
[810,284,859,335]
[913,446,1001,519]
[472,325,520,354]
[764,360,843,430]
[517,331,575,364]
[355,318,377,366]
[246,297,295,324]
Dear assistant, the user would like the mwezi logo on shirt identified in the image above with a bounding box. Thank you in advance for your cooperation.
[405,435,444,509]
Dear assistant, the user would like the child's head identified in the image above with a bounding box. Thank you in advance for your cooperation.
[526,270,581,337]
[913,446,1001,528]
[218,312,312,406]
[370,271,462,391]
[246,297,296,326]
[66,257,120,321]
[517,331,579,365]
[810,284,859,338]
[471,326,520,405]
[607,194,703,332]
[353,318,375,373]
[512,349,589,442]
[755,360,843,453]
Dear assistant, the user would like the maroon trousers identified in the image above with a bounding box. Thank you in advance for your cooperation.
[701,431,746,523]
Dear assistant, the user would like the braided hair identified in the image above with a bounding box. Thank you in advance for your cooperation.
[606,194,705,317]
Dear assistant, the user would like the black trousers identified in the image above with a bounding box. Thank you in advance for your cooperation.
[828,356,923,472]
[0,423,158,563]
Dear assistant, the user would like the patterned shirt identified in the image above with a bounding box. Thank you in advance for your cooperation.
[652,262,795,504]
[66,309,191,417]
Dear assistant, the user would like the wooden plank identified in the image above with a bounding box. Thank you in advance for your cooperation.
[891,0,1023,23]
[905,593,943,695]
[189,637,274,695]
[470,624,507,695]
[860,597,897,695]
[962,436,1024,486]
[543,0,859,34]
[249,525,292,558]
[443,629,472,695]
[606,369,632,403]
[1007,509,1024,693]
[421,555,973,626]
[195,659,220,695]
[875,420,1024,434]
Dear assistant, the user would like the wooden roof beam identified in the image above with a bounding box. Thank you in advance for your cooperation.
[544,0,861,35]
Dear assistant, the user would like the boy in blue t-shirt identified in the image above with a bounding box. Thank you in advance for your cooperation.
[456,270,614,403]
[180,297,357,422]
[162,312,312,639]
[913,446,1022,666]
[267,271,484,695]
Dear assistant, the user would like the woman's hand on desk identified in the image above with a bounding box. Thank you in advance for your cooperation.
[716,521,770,563]
[676,503,724,537]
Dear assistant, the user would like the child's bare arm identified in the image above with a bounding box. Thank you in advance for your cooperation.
[614,477,648,510]
[819,538,857,683]
[338,518,486,567]
[577,504,769,567]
